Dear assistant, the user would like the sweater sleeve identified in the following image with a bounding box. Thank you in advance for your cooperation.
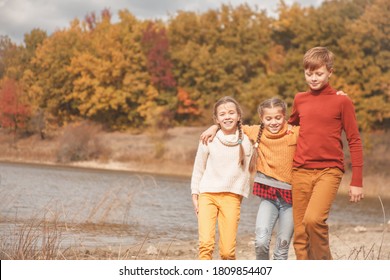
[288,96,300,126]
[242,124,259,142]
[341,97,363,187]
[190,141,209,194]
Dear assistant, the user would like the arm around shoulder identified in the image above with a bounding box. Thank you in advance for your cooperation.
[200,125,219,145]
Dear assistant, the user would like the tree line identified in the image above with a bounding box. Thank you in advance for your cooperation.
[0,0,388,137]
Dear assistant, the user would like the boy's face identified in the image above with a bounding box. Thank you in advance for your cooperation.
[304,65,333,91]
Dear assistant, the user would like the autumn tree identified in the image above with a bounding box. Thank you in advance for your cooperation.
[142,22,176,91]
[337,0,390,131]
[168,5,276,124]
[140,21,177,130]
[0,36,13,79]
[271,0,379,122]
[18,29,48,137]
[0,0,387,133]
[0,36,24,80]
[67,10,151,129]
[24,20,88,129]
[0,78,30,136]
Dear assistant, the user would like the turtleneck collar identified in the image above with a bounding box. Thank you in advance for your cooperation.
[216,129,241,146]
[262,122,288,139]
[309,83,336,95]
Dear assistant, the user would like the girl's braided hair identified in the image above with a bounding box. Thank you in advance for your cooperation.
[249,123,263,173]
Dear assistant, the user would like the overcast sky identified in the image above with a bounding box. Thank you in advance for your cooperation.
[0,0,323,44]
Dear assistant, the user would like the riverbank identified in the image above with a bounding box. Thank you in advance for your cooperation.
[0,126,200,179]
[35,223,388,260]
[91,223,390,260]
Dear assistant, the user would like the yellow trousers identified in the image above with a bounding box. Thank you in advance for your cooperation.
[197,192,242,260]
[291,167,343,260]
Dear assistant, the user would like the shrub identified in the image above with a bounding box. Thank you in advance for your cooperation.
[56,121,111,163]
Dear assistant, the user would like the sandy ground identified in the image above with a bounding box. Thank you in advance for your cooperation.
[73,223,390,260]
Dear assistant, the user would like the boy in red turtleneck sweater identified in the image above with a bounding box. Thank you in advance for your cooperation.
[288,47,364,260]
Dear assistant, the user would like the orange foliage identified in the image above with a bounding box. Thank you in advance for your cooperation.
[0,78,30,129]
[176,88,200,116]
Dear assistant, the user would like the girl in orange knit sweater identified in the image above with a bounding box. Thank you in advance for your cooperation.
[201,97,299,260]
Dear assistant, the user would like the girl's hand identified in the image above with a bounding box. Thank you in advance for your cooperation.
[200,125,219,145]
[192,194,199,216]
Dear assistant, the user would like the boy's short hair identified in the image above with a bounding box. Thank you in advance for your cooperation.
[303,47,334,71]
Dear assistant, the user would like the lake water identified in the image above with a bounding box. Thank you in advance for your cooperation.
[0,162,388,248]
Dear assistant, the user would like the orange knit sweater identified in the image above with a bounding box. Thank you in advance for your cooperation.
[243,123,299,184]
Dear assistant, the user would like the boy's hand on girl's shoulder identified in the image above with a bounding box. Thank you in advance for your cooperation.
[349,186,364,203]
[336,90,356,104]
[286,124,293,134]
[336,90,347,96]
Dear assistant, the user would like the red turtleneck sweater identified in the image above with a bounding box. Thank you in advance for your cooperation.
[288,83,363,187]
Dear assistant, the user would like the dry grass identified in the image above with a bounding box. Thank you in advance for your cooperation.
[0,219,196,260]
[3,219,387,260]
[0,217,64,260]
[0,180,136,260]
[1,202,389,260]
[1,192,388,260]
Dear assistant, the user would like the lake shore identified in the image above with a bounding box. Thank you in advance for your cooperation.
[1,126,389,199]
[64,223,390,260]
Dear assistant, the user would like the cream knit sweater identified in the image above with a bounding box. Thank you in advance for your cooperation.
[191,130,253,198]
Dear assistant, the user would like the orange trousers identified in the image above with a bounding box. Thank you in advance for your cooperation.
[291,167,343,260]
[197,192,242,260]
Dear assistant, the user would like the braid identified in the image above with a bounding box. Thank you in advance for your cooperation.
[238,120,245,168]
[249,123,264,173]
[255,123,264,148]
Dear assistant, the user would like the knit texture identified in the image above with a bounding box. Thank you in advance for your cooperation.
[243,122,298,184]
[191,130,252,198]
[288,83,363,187]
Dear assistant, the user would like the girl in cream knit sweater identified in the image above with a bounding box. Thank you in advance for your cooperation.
[191,96,254,260]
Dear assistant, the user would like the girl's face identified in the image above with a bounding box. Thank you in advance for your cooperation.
[261,107,285,134]
[215,102,240,135]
